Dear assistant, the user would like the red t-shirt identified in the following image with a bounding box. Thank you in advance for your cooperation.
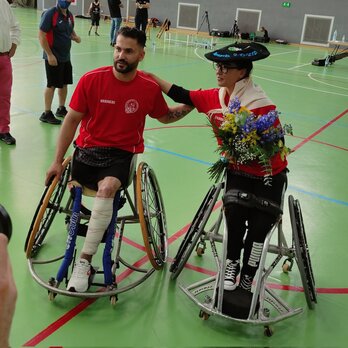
[190,88,287,177]
[70,67,169,153]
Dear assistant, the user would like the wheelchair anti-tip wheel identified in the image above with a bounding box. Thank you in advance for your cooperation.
[136,162,167,270]
[288,195,317,309]
[25,157,71,258]
[170,185,219,280]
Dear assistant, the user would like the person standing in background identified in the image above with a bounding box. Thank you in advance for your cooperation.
[108,0,123,46]
[135,0,150,32]
[0,0,20,145]
[88,0,101,36]
[38,0,81,125]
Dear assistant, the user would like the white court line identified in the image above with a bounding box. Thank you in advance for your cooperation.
[254,75,348,97]
[308,73,348,90]
[288,63,312,70]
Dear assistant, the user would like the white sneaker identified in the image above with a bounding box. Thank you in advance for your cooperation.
[67,258,91,292]
[223,259,240,291]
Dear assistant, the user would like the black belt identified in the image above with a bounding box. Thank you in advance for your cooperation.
[0,52,9,56]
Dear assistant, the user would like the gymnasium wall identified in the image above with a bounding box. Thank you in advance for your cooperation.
[36,0,348,44]
[149,0,348,44]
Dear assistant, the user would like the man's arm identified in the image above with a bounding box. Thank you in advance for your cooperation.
[145,72,173,94]
[38,29,57,66]
[8,4,20,58]
[45,108,84,186]
[157,104,194,124]
[71,30,81,43]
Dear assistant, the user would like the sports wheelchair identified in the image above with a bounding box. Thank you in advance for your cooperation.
[169,179,317,336]
[24,155,167,304]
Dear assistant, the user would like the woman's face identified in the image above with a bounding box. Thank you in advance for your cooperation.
[214,63,246,88]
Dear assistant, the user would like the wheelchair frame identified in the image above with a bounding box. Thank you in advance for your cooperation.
[24,156,167,303]
[170,180,317,336]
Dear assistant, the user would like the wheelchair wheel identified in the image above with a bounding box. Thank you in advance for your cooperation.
[170,185,219,280]
[288,195,317,309]
[136,162,167,270]
[25,157,71,258]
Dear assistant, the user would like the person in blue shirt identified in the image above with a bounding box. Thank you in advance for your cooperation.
[38,0,81,125]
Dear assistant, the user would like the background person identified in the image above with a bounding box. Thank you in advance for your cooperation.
[146,42,288,293]
[107,0,123,46]
[0,204,17,348]
[88,0,101,36]
[135,0,150,32]
[0,0,21,145]
[45,27,192,293]
[261,26,270,43]
[38,0,81,125]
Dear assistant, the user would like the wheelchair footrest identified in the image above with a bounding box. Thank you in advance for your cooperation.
[217,288,258,319]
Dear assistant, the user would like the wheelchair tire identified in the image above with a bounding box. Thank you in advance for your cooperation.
[136,162,167,270]
[289,195,317,309]
[25,157,71,258]
[170,185,219,280]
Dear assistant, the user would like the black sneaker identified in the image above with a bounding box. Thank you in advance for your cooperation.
[239,274,253,292]
[55,106,68,117]
[39,111,61,125]
[224,259,240,291]
[0,132,16,145]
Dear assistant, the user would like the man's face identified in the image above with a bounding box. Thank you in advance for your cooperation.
[113,35,145,74]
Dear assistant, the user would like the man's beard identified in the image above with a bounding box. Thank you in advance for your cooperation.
[114,59,138,74]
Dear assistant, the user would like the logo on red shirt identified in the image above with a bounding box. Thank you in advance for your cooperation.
[125,99,139,114]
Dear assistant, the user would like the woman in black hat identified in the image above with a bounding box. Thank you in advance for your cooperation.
[148,42,289,293]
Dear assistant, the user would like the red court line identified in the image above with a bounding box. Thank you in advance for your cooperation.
[291,109,348,152]
[291,135,348,152]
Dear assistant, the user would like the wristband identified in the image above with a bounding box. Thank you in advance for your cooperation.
[0,204,12,242]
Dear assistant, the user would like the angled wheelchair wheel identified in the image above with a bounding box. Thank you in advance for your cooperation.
[25,157,71,258]
[136,162,167,270]
[289,195,317,309]
[170,184,220,280]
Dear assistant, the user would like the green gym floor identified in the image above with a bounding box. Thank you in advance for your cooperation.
[2,7,348,348]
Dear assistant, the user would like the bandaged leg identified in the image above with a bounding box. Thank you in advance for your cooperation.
[82,197,114,256]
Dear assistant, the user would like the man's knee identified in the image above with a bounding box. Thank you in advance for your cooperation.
[97,177,121,198]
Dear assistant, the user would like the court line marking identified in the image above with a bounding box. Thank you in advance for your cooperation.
[308,72,348,90]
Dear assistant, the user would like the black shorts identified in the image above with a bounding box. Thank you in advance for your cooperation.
[91,14,100,26]
[45,60,73,88]
[71,148,134,191]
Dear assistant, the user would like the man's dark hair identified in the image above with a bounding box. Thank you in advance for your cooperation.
[118,26,146,48]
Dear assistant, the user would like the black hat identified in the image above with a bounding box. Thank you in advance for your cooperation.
[204,42,270,66]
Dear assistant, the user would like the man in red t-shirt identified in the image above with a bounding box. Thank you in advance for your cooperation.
[45,27,192,293]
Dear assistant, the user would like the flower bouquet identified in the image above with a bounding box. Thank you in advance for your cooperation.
[208,96,293,185]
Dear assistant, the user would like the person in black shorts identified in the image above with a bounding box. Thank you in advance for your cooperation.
[135,0,150,32]
[88,0,101,36]
[38,0,81,125]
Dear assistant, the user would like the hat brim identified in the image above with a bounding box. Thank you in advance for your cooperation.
[205,42,270,63]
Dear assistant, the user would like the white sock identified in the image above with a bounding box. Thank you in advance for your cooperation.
[81,197,114,256]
